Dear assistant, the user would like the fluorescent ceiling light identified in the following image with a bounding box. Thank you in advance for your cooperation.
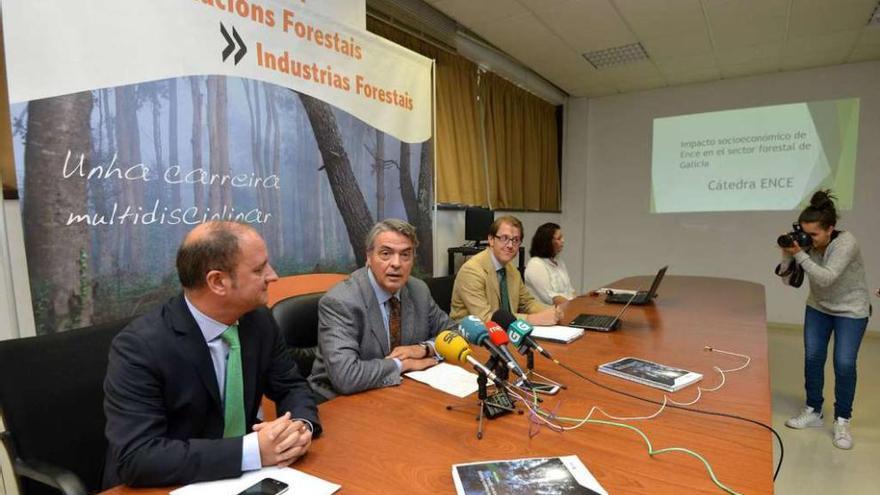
[582,42,649,69]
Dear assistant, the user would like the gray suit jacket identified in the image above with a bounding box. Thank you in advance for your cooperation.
[308,267,455,402]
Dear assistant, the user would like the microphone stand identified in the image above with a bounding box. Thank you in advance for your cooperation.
[445,359,520,440]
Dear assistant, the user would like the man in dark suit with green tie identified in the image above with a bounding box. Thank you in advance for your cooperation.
[103,221,321,488]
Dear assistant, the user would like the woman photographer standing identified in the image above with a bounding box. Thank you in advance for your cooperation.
[777,190,870,450]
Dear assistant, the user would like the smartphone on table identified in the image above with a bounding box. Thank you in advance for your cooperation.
[516,379,561,395]
[237,477,289,495]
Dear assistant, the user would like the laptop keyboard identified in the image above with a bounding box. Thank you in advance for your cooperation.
[607,292,646,304]
[579,315,617,328]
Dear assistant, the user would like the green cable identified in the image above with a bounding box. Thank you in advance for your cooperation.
[524,392,741,495]
[579,418,740,495]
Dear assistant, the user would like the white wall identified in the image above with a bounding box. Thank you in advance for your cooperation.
[0,199,34,340]
[562,61,880,331]
[433,209,565,281]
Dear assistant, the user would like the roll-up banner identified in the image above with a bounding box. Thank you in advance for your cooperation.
[1,0,435,333]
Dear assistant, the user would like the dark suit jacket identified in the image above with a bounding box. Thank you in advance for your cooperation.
[308,267,455,402]
[102,294,321,488]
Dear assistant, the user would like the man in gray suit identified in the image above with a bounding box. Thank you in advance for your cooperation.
[308,219,455,402]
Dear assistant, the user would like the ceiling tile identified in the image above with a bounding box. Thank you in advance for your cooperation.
[847,43,880,62]
[430,0,529,28]
[427,0,879,97]
[517,0,602,12]
[788,0,878,37]
[719,57,782,78]
[653,52,718,71]
[578,86,619,98]
[780,51,848,70]
[467,13,567,65]
[596,59,665,83]
[615,76,667,93]
[519,47,596,82]
[562,76,621,97]
[716,44,783,66]
[641,29,714,59]
[553,67,619,87]
[559,80,618,97]
[654,53,720,84]
[783,29,861,57]
[662,67,723,85]
[705,0,789,49]
[861,26,880,45]
[705,0,791,18]
[614,0,707,38]
[524,0,636,53]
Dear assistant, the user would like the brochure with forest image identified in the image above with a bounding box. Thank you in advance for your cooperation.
[598,356,703,392]
[452,456,607,495]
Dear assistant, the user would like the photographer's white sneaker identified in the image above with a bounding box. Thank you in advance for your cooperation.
[785,406,824,429]
[833,417,853,450]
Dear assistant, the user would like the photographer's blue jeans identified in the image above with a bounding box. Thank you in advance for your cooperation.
[803,305,868,419]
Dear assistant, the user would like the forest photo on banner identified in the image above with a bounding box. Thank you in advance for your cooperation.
[1,0,433,333]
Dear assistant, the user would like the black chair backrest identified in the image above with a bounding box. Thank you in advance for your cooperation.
[271,292,324,377]
[0,317,132,494]
[424,275,454,314]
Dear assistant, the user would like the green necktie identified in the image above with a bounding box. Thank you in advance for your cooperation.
[220,324,245,438]
[498,267,511,313]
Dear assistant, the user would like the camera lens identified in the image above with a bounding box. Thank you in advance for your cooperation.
[777,234,794,248]
[798,233,813,248]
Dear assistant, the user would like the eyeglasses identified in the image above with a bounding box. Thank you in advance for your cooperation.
[493,235,522,246]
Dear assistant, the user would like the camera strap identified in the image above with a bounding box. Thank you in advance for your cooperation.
[775,259,804,288]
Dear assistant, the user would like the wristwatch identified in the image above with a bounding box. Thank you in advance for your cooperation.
[420,343,432,358]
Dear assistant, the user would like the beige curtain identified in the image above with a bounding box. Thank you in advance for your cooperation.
[481,70,559,210]
[367,19,559,210]
[0,22,17,198]
[367,19,486,206]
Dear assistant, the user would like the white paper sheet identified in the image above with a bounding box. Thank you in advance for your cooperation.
[170,466,340,495]
[530,325,584,343]
[405,362,479,398]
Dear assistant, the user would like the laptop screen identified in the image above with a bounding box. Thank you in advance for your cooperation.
[644,266,668,299]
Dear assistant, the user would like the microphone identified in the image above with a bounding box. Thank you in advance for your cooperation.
[485,321,529,379]
[458,316,526,378]
[492,309,554,360]
[434,330,505,386]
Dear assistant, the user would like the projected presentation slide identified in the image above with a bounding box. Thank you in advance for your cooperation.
[651,98,859,213]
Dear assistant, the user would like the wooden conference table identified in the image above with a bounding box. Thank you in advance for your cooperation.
[103,275,773,494]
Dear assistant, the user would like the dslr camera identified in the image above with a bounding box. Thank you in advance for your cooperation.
[777,223,812,249]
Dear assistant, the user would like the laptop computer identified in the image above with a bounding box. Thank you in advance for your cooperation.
[568,291,638,332]
[604,266,668,305]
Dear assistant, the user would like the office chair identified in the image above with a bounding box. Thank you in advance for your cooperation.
[271,292,324,378]
[423,275,454,314]
[0,317,132,495]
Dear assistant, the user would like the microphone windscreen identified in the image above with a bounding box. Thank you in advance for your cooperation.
[506,318,534,349]
[457,315,488,345]
[486,321,510,346]
[435,330,472,364]
[491,309,516,330]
